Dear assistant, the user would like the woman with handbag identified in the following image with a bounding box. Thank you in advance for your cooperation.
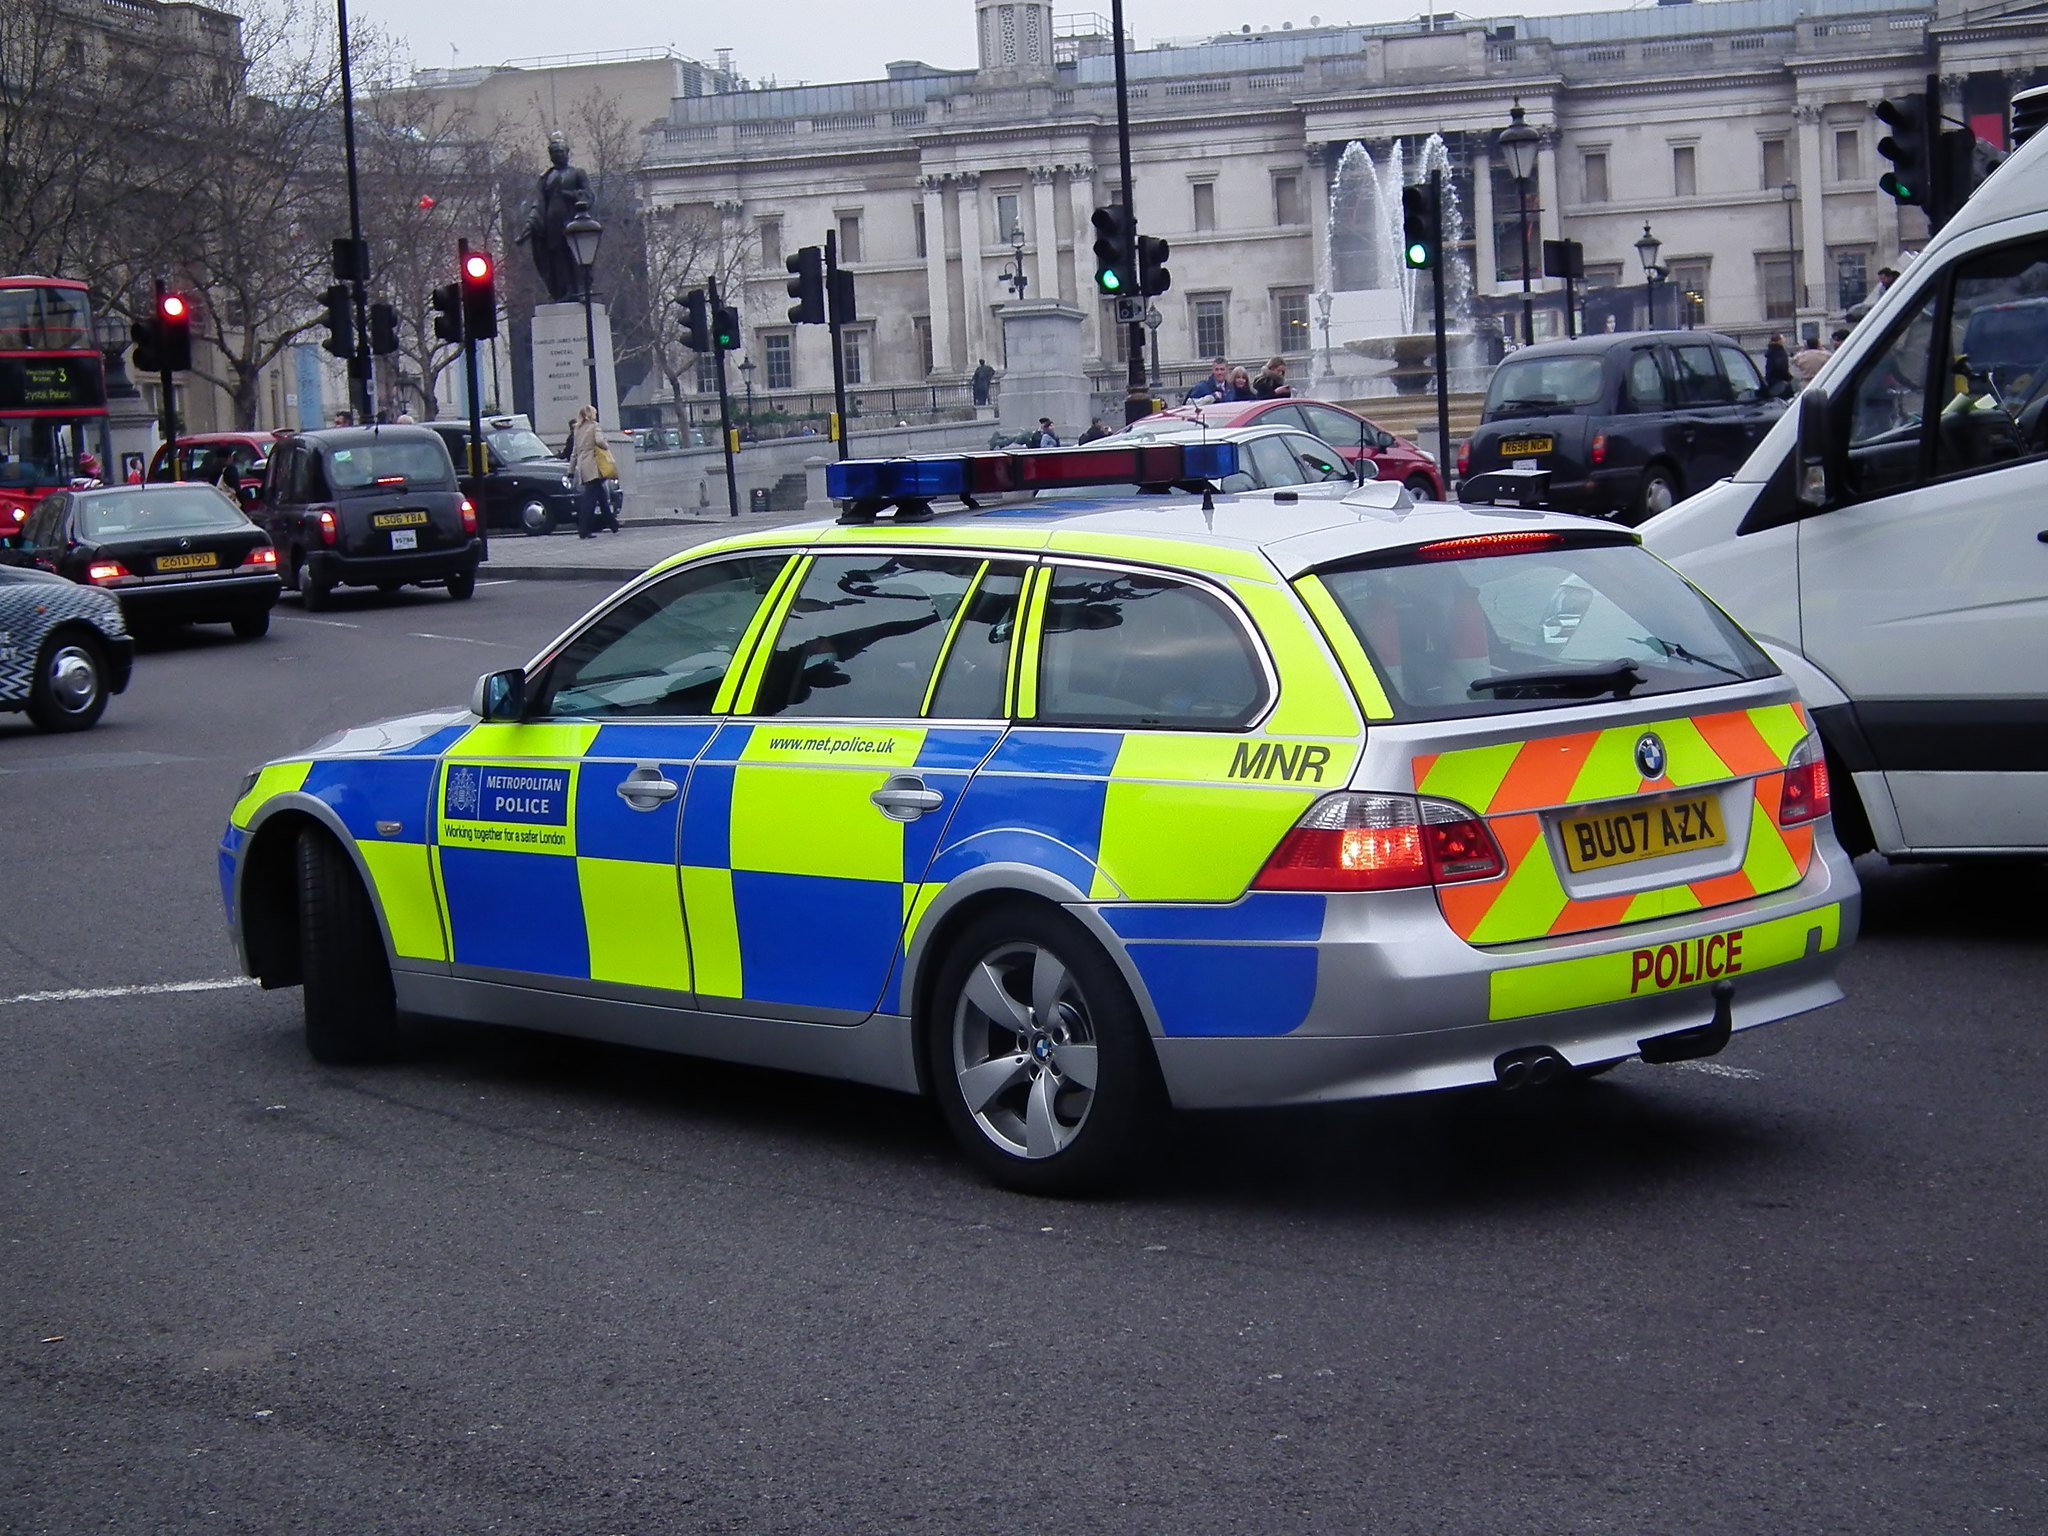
[569,404,620,537]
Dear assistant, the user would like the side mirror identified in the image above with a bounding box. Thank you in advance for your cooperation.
[1794,387,1832,510]
[471,668,526,722]
[1354,456,1380,482]
[1376,430,1396,449]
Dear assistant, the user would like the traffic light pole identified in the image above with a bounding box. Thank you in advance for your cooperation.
[153,277,177,472]
[823,231,851,461]
[335,0,373,424]
[1429,169,1450,491]
[458,239,484,482]
[708,275,740,517]
[1110,0,1145,412]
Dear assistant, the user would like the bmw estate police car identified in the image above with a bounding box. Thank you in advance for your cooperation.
[221,441,1858,1194]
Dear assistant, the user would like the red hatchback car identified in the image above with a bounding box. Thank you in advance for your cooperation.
[1135,399,1445,499]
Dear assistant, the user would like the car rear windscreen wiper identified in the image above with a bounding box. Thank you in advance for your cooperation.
[1492,399,1564,415]
[1469,659,1645,699]
[1632,634,1748,681]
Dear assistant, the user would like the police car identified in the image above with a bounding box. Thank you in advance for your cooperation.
[220,441,1858,1194]
[0,562,134,731]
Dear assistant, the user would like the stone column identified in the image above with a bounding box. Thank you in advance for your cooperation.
[1305,143,1331,292]
[1064,163,1099,358]
[959,174,992,376]
[1795,104,1829,318]
[1030,166,1060,302]
[1535,137,1562,251]
[920,175,955,376]
[1470,145,1496,295]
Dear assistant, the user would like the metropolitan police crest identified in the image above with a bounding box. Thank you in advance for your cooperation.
[446,765,482,818]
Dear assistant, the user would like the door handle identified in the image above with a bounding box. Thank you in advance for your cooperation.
[870,774,944,821]
[616,765,679,810]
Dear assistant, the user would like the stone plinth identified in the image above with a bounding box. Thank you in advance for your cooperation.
[996,302,1089,444]
[531,301,619,446]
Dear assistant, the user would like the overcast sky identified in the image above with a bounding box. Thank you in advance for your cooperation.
[358,0,1642,90]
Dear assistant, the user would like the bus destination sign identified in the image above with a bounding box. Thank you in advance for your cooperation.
[0,356,105,412]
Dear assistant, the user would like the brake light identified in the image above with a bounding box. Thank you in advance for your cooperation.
[317,508,338,546]
[239,545,279,569]
[1590,432,1607,467]
[374,475,407,487]
[1254,793,1504,892]
[1456,440,1471,477]
[1778,736,1832,827]
[87,559,133,584]
[1414,531,1566,562]
[459,497,478,535]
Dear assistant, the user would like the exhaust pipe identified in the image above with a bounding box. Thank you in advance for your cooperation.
[1494,1045,1568,1090]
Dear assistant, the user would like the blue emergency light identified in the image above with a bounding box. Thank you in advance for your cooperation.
[826,457,970,501]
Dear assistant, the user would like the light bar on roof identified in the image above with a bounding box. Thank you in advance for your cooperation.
[826,441,1241,504]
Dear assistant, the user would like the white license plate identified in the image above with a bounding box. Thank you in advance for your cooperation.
[390,529,417,551]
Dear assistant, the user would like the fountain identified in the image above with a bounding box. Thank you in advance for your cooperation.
[1314,135,1481,397]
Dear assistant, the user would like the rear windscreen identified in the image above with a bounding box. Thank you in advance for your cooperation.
[1313,543,1775,721]
[325,438,455,491]
[1483,356,1606,419]
[81,487,245,537]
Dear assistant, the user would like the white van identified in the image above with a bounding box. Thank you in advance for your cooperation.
[1642,123,2048,861]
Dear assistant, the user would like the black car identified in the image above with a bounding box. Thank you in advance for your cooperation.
[253,427,485,609]
[12,482,281,638]
[1459,331,1785,523]
[424,418,580,535]
[0,562,135,730]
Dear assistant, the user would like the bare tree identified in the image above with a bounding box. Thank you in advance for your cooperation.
[642,203,755,432]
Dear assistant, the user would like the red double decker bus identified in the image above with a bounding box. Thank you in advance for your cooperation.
[0,276,109,537]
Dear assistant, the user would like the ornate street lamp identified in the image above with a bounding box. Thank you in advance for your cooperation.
[1635,222,1666,329]
[565,207,604,410]
[1780,178,1802,315]
[1498,102,1541,346]
[738,355,756,437]
[999,225,1029,301]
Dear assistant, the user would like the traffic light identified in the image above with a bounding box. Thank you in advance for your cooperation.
[1137,235,1171,297]
[829,267,856,327]
[431,281,463,344]
[1937,126,2000,223]
[319,283,354,359]
[459,251,497,340]
[713,304,740,352]
[157,291,193,371]
[676,288,711,353]
[129,312,162,374]
[1876,93,1931,207]
[1401,183,1439,269]
[368,302,400,356]
[785,246,825,325]
[1091,206,1134,295]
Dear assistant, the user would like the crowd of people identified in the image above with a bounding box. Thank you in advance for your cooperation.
[1182,356,1296,404]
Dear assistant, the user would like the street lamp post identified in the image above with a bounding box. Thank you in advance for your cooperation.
[1314,290,1333,388]
[1780,178,1802,318]
[999,226,1029,301]
[564,208,604,411]
[1498,102,1541,347]
[1635,221,1665,330]
[738,356,756,439]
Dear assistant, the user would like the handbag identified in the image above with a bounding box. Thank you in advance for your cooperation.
[593,443,618,479]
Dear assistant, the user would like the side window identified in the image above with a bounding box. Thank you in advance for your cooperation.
[535,555,788,719]
[24,494,65,546]
[1669,343,1732,405]
[1035,565,1267,729]
[1625,350,1668,412]
[1842,290,1938,501]
[1244,434,1307,487]
[927,564,1026,718]
[1934,240,2048,478]
[752,553,982,719]
[1717,346,1764,404]
[1282,433,1352,482]
[1301,403,1364,446]
[1261,404,1310,432]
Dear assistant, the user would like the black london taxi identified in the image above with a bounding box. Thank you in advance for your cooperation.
[423,418,580,536]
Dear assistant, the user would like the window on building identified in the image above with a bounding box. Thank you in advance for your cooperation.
[913,202,928,260]
[1274,290,1310,355]
[1834,248,1870,311]
[765,332,793,390]
[995,192,1021,242]
[1670,259,1710,325]
[1583,151,1609,205]
[836,212,863,264]
[1192,294,1228,358]
[757,217,783,268]
[1583,262,1623,290]
[1834,128,1862,183]
[1758,253,1796,320]
[1272,172,1303,226]
[1192,181,1217,233]
[842,327,869,386]
[1673,144,1698,198]
[695,353,719,394]
[1761,137,1789,190]
[912,316,935,377]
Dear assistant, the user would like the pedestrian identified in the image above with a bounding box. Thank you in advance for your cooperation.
[971,359,996,407]
[1184,357,1231,404]
[1226,366,1255,400]
[569,404,620,537]
[1789,333,1831,385]
[1078,417,1112,444]
[1251,357,1293,398]
[1763,333,1792,397]
[1033,417,1060,448]
[395,411,416,424]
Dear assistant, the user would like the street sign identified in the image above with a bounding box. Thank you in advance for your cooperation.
[1114,296,1145,325]
[1143,306,1163,330]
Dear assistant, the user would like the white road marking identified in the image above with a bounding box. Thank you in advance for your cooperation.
[1673,1060,1764,1080]
[407,631,516,648]
[476,579,515,587]
[279,616,359,629]
[0,978,255,1007]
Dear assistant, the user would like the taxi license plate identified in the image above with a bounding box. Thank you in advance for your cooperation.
[1559,793,1725,873]
[371,510,428,528]
[1500,435,1554,457]
[390,529,417,551]
[155,550,218,573]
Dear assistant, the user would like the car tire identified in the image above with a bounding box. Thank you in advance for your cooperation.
[1635,465,1681,522]
[297,552,332,611]
[1403,474,1437,500]
[446,570,476,601]
[925,906,1162,1196]
[230,610,270,640]
[520,502,554,536]
[25,628,108,732]
[295,827,398,1064]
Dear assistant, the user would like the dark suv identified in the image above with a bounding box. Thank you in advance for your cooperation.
[1459,331,1786,523]
[423,418,580,535]
[253,427,485,609]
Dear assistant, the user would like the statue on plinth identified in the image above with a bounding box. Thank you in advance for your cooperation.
[518,131,596,304]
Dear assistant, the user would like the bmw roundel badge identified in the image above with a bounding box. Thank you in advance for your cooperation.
[1635,732,1668,780]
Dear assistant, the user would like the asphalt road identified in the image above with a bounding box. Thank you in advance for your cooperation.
[3,581,2044,1534]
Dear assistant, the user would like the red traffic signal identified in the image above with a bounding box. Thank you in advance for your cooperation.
[156,288,194,371]
[160,293,189,321]
[459,249,497,340]
[462,251,491,282]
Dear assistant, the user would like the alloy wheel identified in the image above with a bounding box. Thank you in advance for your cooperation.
[950,941,1101,1160]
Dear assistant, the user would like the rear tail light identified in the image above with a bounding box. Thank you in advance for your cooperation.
[1415,531,1566,562]
[317,509,338,546]
[1456,440,1471,477]
[1778,735,1832,827]
[1590,432,1608,467]
[87,559,133,585]
[1254,793,1504,892]
[459,497,478,535]
[239,545,279,569]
